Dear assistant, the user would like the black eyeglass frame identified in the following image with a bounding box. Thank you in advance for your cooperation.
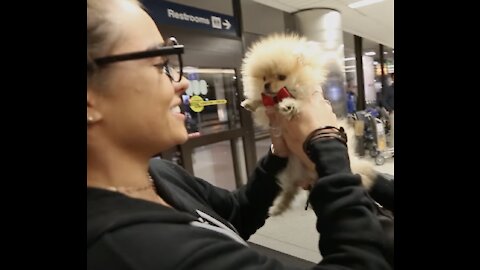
[93,37,184,82]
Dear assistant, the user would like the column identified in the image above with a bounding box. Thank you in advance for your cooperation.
[294,8,347,117]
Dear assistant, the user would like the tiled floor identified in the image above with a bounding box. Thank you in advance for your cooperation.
[192,137,394,263]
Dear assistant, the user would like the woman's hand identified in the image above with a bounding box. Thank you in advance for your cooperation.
[265,107,289,158]
[276,93,338,169]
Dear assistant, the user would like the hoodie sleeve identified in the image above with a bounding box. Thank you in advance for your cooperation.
[369,174,394,213]
[304,139,392,269]
[189,147,288,240]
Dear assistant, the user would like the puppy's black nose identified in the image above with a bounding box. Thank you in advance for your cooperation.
[264,82,271,92]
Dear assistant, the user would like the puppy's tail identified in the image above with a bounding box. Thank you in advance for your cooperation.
[339,118,378,190]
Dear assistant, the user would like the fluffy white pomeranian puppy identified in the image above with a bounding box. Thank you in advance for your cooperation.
[241,33,377,216]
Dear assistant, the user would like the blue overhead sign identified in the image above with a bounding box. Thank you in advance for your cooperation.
[143,0,238,37]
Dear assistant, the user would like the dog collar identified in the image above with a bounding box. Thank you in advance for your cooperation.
[261,87,294,107]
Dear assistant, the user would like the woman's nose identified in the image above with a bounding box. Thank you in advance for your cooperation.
[174,76,189,95]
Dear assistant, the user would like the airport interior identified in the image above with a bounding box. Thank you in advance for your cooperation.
[88,0,394,268]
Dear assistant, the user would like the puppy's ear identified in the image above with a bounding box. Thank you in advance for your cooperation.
[292,45,306,64]
[293,41,322,64]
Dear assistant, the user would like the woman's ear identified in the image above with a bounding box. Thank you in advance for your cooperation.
[87,89,103,124]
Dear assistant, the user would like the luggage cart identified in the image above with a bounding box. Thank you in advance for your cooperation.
[372,117,394,165]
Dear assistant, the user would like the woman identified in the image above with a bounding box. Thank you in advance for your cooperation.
[87,0,392,269]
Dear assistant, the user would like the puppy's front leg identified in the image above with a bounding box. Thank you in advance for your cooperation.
[241,99,262,112]
[278,98,300,120]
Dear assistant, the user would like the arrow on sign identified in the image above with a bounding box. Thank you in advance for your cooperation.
[222,19,231,29]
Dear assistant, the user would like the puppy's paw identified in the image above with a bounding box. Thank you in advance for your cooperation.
[241,99,261,112]
[268,206,282,216]
[278,98,299,120]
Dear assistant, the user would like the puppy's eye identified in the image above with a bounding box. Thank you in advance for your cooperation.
[263,76,266,81]
[278,74,286,81]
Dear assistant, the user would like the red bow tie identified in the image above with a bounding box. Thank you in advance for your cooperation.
[261,87,294,107]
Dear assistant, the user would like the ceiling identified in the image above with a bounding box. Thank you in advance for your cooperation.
[343,32,394,57]
[252,0,394,48]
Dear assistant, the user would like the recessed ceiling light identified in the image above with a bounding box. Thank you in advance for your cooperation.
[348,0,385,9]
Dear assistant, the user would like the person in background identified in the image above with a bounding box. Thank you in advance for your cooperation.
[382,73,394,113]
[382,73,394,147]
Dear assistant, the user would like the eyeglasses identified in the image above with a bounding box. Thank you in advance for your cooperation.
[93,37,184,83]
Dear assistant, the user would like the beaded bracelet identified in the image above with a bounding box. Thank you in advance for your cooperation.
[303,126,348,156]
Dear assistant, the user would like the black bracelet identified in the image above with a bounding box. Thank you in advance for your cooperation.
[303,126,348,156]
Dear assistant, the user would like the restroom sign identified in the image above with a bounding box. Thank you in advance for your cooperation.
[143,0,237,37]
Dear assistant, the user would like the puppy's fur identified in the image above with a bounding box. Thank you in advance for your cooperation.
[241,34,377,216]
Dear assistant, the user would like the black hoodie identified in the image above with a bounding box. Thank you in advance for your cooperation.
[87,140,392,270]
